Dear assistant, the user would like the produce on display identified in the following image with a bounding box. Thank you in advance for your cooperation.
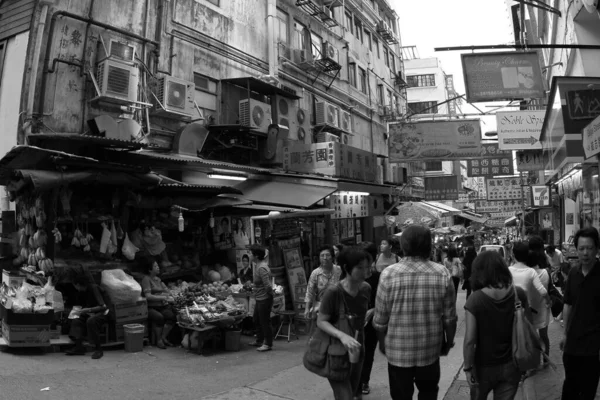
[13,195,54,275]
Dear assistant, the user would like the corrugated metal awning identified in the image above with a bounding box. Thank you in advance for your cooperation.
[234,179,337,208]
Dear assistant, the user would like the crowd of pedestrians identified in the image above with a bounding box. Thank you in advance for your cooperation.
[303,224,600,400]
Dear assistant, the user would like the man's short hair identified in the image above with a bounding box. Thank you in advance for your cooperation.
[574,227,600,249]
[513,241,530,263]
[546,245,556,254]
[400,225,431,259]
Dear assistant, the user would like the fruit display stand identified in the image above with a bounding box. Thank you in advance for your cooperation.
[178,314,245,355]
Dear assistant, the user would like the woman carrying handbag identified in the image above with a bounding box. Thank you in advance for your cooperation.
[304,247,371,400]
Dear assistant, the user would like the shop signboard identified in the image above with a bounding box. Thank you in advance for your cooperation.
[330,193,369,220]
[486,177,531,201]
[475,199,530,213]
[283,142,377,182]
[388,120,482,162]
[516,150,548,171]
[467,143,514,177]
[490,211,516,219]
[531,185,551,207]
[496,111,544,150]
[424,175,460,201]
[583,115,600,159]
[461,51,545,103]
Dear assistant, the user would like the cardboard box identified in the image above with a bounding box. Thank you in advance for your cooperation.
[114,320,148,343]
[2,269,26,288]
[1,321,51,347]
[109,298,148,323]
[0,304,55,325]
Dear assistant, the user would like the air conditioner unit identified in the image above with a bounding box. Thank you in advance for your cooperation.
[315,101,339,127]
[294,107,312,144]
[97,38,136,64]
[341,133,352,147]
[271,95,298,132]
[239,99,272,134]
[152,76,195,118]
[292,49,307,64]
[378,21,389,32]
[316,132,340,143]
[94,59,139,104]
[321,41,339,63]
[322,6,333,19]
[339,110,352,133]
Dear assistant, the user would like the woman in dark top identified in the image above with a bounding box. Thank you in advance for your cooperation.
[141,257,176,349]
[462,247,477,299]
[463,251,529,400]
[318,247,371,400]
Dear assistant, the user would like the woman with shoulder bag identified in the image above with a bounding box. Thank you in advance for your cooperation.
[315,247,371,400]
[445,248,463,297]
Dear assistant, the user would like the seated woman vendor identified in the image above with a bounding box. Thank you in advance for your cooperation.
[66,274,108,360]
[140,257,176,349]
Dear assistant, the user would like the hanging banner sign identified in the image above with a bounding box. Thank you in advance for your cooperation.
[583,115,600,159]
[531,185,551,207]
[424,175,460,201]
[496,111,544,150]
[486,177,531,201]
[475,199,530,213]
[516,150,548,171]
[467,143,514,177]
[388,120,482,162]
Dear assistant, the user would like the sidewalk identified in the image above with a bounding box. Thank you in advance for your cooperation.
[443,317,600,400]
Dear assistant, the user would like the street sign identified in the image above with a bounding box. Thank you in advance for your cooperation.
[486,177,531,201]
[583,115,600,159]
[531,185,550,207]
[566,90,600,120]
[467,143,514,177]
[496,111,544,150]
[516,150,548,171]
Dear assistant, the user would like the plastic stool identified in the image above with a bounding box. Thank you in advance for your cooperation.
[274,311,299,342]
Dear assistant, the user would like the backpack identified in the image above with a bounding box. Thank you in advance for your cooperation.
[512,286,543,372]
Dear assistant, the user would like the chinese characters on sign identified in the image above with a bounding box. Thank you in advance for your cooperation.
[330,193,369,220]
[467,143,514,177]
[424,176,460,201]
[516,150,548,171]
[486,177,531,202]
[475,199,531,213]
[583,115,600,159]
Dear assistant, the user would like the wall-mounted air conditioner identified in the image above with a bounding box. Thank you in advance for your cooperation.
[272,95,298,132]
[239,99,272,134]
[339,110,352,133]
[97,38,136,64]
[152,76,195,118]
[315,101,339,127]
[93,59,139,104]
[316,132,340,143]
[321,41,339,63]
[340,133,352,147]
[295,108,312,144]
[322,6,333,19]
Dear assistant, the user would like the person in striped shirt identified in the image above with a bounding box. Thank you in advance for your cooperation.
[373,225,457,400]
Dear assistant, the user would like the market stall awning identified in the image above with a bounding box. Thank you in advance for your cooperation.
[234,179,337,208]
[417,201,462,217]
[250,208,335,220]
[457,211,488,224]
[15,169,165,191]
[505,216,518,226]
[336,179,394,195]
[150,183,242,196]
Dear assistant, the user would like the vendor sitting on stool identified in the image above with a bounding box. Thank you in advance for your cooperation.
[140,257,176,349]
[66,274,108,360]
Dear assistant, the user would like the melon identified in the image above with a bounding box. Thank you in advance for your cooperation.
[208,271,221,282]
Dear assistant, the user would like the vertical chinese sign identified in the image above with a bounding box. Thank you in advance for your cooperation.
[467,143,514,177]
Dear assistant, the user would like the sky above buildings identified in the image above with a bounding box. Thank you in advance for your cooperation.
[392,0,516,132]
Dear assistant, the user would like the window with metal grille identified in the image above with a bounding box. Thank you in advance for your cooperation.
[406,74,436,87]
[408,101,438,114]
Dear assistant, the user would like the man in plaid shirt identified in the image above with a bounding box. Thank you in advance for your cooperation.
[373,225,457,400]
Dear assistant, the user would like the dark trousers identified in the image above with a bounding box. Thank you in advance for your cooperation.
[148,305,176,327]
[360,319,378,386]
[452,277,460,297]
[562,353,600,400]
[69,314,108,348]
[388,359,440,400]
[253,296,273,347]
[328,353,364,399]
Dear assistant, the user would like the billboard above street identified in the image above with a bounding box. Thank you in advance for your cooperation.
[462,51,545,103]
[388,120,482,162]
[467,143,514,177]
[497,111,544,150]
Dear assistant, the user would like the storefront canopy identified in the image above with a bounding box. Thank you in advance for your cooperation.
[234,179,337,208]
[417,201,462,217]
[457,211,488,224]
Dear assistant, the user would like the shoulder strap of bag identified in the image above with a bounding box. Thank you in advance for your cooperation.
[513,285,522,309]
[395,254,400,262]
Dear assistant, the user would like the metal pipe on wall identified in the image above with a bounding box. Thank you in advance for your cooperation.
[267,0,278,76]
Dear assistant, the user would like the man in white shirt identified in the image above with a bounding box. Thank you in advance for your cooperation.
[510,241,549,313]
[545,245,564,273]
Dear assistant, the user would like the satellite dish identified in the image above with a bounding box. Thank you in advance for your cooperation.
[582,0,599,13]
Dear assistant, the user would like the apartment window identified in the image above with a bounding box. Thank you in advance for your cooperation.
[358,67,367,93]
[390,55,396,73]
[345,12,353,35]
[425,161,443,171]
[354,18,363,43]
[276,9,288,44]
[376,84,384,104]
[408,101,438,114]
[387,89,392,106]
[364,30,372,51]
[373,37,380,58]
[348,63,356,87]
[206,0,220,6]
[294,21,308,51]
[310,32,322,60]
[383,47,389,67]
[194,73,218,111]
[407,74,436,87]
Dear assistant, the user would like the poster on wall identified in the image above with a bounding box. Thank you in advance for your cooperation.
[348,219,355,238]
[332,220,340,236]
[213,216,233,250]
[566,213,574,225]
[540,210,554,229]
[235,249,254,284]
[231,217,251,248]
[283,248,303,270]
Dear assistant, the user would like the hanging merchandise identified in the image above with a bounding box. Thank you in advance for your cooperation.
[99,222,111,254]
[122,233,139,261]
[178,211,185,232]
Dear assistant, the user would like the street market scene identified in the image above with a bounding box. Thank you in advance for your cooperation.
[1,0,600,399]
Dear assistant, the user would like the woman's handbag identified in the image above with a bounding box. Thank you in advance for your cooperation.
[303,284,354,381]
[547,277,564,318]
[512,286,544,372]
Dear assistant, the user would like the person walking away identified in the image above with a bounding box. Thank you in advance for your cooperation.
[249,245,274,352]
[546,245,564,274]
[462,247,477,300]
[360,240,395,395]
[509,241,549,321]
[463,251,529,400]
[444,248,462,296]
[140,257,177,349]
[305,245,342,333]
[65,274,109,360]
[373,225,457,400]
[560,227,600,399]
[318,247,371,400]
[526,250,551,367]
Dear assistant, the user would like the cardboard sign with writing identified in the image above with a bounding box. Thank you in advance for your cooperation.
[467,143,514,177]
[330,193,368,220]
[583,115,600,159]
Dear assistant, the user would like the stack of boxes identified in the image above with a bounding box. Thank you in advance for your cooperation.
[0,304,54,347]
[108,298,149,342]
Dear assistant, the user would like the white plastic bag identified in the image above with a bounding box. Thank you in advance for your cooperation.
[101,269,142,304]
[99,223,111,254]
[122,233,139,261]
